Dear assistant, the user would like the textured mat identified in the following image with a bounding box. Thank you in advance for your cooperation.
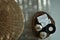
[0,0,24,40]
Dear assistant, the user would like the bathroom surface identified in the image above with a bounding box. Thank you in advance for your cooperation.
[17,0,60,40]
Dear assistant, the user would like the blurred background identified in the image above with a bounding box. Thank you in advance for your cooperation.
[15,0,60,40]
